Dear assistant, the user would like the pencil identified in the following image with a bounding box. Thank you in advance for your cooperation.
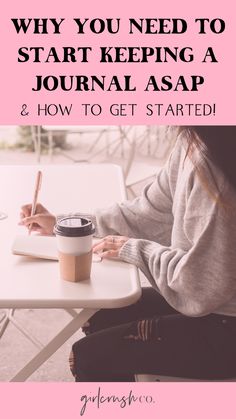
[28,170,42,235]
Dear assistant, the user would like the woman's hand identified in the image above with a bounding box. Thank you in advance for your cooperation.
[93,235,129,259]
[19,203,56,235]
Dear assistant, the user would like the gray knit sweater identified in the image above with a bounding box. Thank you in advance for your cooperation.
[92,138,236,317]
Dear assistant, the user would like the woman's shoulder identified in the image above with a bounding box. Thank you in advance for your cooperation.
[185,152,236,220]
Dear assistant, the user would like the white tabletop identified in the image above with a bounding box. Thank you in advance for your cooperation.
[0,164,141,309]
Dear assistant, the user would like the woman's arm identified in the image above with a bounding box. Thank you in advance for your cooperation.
[93,165,173,244]
[119,210,236,317]
[93,139,184,242]
[20,169,173,240]
[94,166,236,318]
[20,140,181,240]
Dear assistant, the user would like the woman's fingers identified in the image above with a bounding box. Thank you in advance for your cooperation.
[20,204,32,218]
[93,238,117,253]
[19,215,37,226]
[19,213,56,235]
[35,203,48,213]
[19,214,41,226]
[100,249,119,259]
[93,235,129,259]
[20,203,49,218]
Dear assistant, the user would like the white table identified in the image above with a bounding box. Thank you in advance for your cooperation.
[0,164,141,381]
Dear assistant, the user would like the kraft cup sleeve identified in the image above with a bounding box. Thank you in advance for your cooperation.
[58,250,93,282]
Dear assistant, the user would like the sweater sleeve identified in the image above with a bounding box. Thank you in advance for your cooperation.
[93,152,176,244]
[119,205,236,317]
[57,163,173,244]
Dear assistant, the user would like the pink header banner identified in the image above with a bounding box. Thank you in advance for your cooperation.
[0,0,235,124]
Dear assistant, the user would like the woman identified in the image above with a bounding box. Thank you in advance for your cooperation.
[20,126,236,381]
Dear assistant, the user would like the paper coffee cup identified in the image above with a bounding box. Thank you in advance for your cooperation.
[54,216,95,282]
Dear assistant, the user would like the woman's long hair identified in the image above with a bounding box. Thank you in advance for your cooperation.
[179,126,236,206]
[181,125,236,190]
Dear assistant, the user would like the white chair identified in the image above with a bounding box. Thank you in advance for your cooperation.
[135,374,236,382]
[30,126,54,163]
[135,374,193,382]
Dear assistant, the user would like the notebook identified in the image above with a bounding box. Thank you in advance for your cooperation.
[12,235,102,262]
[12,235,58,260]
